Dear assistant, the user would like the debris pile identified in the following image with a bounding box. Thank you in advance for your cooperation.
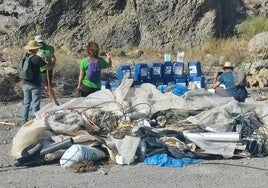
[11,79,268,172]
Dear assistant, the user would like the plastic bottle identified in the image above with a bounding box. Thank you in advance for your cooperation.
[176,51,185,62]
[164,52,171,62]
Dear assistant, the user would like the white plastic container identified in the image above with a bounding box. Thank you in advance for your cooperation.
[164,52,171,62]
[176,51,185,62]
[60,144,106,168]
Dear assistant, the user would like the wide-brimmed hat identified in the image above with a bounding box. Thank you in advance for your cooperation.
[24,40,42,50]
[34,35,44,43]
[223,61,234,68]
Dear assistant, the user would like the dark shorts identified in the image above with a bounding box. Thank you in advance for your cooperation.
[215,87,232,97]
[215,87,248,102]
[79,84,100,97]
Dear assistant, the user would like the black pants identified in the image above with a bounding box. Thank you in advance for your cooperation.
[79,84,100,97]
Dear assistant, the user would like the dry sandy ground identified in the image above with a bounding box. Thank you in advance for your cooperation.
[1,99,268,188]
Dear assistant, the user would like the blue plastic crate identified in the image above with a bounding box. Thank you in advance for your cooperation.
[164,78,175,87]
[175,77,188,86]
[117,65,131,82]
[162,61,174,80]
[173,62,184,78]
[188,61,202,77]
[149,62,162,80]
[188,76,205,88]
[134,63,148,82]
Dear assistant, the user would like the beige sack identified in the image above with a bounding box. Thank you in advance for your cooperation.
[11,118,52,158]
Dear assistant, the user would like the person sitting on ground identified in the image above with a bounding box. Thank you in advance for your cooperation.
[212,61,248,102]
[77,41,112,97]
[34,35,56,90]
[21,40,53,124]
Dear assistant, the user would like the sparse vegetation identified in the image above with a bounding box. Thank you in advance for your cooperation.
[182,16,268,67]
[53,49,81,79]
[237,16,268,39]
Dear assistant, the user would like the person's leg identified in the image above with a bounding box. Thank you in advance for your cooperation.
[31,85,41,118]
[22,84,32,124]
[40,72,48,90]
[78,89,86,97]
[215,87,232,97]
[233,89,248,102]
[80,84,100,97]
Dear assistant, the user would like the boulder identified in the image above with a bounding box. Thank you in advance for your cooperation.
[247,62,268,88]
[248,32,268,60]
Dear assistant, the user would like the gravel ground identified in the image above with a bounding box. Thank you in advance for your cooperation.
[1,98,268,188]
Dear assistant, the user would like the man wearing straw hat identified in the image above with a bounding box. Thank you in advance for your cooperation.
[21,40,53,125]
[212,61,248,102]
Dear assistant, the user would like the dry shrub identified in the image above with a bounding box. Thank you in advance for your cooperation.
[53,49,80,79]
[3,46,24,68]
[184,37,250,67]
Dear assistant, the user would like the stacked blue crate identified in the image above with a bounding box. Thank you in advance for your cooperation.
[173,62,187,86]
[188,76,205,88]
[133,63,148,86]
[148,62,164,86]
[188,61,202,77]
[162,61,174,86]
[188,61,205,88]
[117,65,131,82]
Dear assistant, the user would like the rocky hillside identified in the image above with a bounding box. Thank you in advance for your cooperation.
[0,0,267,102]
[0,0,267,52]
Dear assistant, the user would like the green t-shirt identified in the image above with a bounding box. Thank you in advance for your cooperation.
[36,44,55,72]
[79,57,109,88]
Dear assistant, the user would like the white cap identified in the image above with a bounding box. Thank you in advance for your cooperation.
[34,35,44,43]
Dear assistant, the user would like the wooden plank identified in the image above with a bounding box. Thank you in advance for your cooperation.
[46,70,59,106]
[0,121,15,126]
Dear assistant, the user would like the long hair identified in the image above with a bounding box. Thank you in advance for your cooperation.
[86,42,99,58]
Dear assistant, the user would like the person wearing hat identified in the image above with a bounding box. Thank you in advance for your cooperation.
[212,61,248,102]
[34,35,56,91]
[21,40,53,124]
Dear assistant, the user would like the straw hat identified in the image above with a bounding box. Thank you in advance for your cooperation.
[24,40,42,50]
[223,61,234,68]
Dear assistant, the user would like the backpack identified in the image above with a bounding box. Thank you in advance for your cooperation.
[19,53,35,80]
[87,57,101,82]
[232,71,247,87]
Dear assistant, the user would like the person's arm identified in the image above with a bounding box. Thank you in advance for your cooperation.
[106,50,112,67]
[51,55,56,65]
[43,62,53,70]
[212,72,220,89]
[32,55,53,70]
[77,70,84,90]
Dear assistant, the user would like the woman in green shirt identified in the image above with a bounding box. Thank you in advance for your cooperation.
[77,42,112,97]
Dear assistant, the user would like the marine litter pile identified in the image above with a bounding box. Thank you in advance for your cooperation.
[11,79,268,173]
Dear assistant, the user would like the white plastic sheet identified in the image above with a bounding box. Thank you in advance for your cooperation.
[109,135,140,165]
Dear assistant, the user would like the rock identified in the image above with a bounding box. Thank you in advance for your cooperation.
[247,62,268,88]
[2,66,18,75]
[2,0,266,53]
[248,32,268,60]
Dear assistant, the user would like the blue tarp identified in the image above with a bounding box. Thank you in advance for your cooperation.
[144,154,202,168]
